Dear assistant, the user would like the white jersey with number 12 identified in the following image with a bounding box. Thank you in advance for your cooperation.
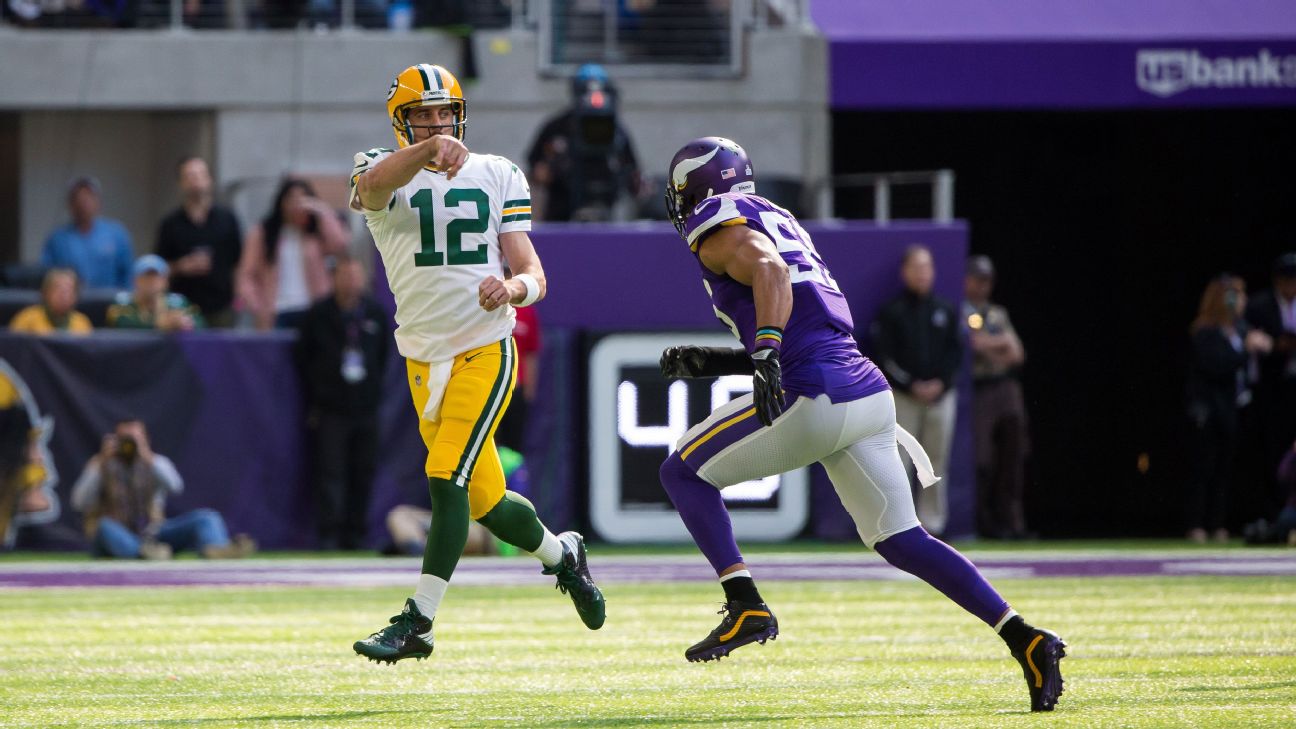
[349,150,533,363]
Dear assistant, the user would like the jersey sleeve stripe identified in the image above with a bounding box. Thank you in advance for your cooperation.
[501,206,531,216]
[501,213,532,223]
[502,198,531,208]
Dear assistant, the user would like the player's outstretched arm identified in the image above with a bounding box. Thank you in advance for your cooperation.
[354,135,469,211]
[660,346,754,379]
[479,231,547,312]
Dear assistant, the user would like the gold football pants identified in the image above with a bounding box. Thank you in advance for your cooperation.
[406,338,516,519]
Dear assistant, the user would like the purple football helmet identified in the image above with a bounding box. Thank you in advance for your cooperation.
[664,137,756,239]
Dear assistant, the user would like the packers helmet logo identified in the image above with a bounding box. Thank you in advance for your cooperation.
[387,77,398,101]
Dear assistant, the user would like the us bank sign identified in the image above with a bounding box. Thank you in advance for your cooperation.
[1137,48,1296,98]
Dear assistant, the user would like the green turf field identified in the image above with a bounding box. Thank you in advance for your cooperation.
[2,572,1294,728]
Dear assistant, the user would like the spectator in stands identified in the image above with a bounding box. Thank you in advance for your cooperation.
[238,178,349,330]
[40,176,134,290]
[963,256,1031,540]
[9,268,93,335]
[107,255,204,331]
[870,244,962,535]
[296,257,389,550]
[526,64,644,222]
[3,0,133,28]
[1244,252,1296,505]
[300,0,385,28]
[70,419,255,559]
[156,157,243,327]
[1186,274,1272,544]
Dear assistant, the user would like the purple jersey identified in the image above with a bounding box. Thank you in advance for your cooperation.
[683,192,889,403]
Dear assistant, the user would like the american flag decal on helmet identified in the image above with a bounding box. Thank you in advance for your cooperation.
[721,168,736,180]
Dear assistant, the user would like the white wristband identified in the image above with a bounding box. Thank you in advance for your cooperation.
[514,273,540,307]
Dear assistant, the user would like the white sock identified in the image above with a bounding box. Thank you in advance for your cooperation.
[532,529,564,568]
[412,574,448,635]
[720,569,752,582]
[993,608,1019,633]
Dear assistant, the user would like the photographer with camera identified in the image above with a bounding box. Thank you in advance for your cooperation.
[70,420,254,559]
[526,64,644,222]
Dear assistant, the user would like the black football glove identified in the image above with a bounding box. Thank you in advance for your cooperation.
[660,346,755,380]
[750,347,784,426]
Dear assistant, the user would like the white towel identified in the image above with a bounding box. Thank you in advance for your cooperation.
[419,360,455,424]
[896,424,942,488]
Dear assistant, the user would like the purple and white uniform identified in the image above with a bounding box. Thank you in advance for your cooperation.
[661,139,1016,639]
[672,192,925,546]
[683,192,888,403]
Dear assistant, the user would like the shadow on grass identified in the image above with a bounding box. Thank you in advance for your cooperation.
[518,718,793,728]
[1178,681,1296,693]
[515,710,1039,728]
[125,710,421,725]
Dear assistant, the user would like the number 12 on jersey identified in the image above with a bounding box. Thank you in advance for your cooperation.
[410,187,490,267]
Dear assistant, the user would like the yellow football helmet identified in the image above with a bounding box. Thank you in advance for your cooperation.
[386,63,467,149]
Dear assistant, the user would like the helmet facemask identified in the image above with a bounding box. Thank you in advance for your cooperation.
[392,99,467,148]
[665,184,688,239]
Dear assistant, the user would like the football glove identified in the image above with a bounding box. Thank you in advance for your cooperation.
[750,347,784,426]
[659,346,754,379]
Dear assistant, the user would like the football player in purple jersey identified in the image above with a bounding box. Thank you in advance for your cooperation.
[657,137,1066,711]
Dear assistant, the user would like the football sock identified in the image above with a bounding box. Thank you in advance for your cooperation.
[720,570,763,604]
[422,477,469,581]
[531,530,564,568]
[659,454,744,574]
[993,608,1019,633]
[873,526,1010,626]
[412,573,447,631]
[477,491,561,566]
[997,614,1038,653]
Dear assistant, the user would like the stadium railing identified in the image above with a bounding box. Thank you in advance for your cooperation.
[0,0,515,31]
[535,0,809,78]
[1,0,806,74]
[832,170,957,225]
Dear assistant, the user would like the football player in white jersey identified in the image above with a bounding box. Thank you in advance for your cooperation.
[350,63,604,664]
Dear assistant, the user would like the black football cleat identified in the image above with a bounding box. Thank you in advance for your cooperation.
[353,598,434,664]
[1011,628,1067,711]
[542,531,606,630]
[685,600,778,663]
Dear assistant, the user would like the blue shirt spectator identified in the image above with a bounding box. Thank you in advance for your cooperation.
[40,177,134,289]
